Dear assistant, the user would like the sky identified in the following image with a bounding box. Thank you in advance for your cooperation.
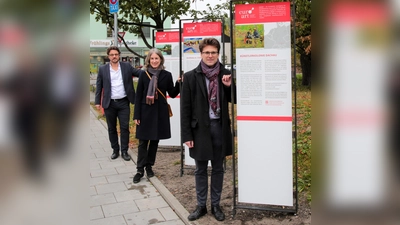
[171,0,228,27]
[189,0,225,11]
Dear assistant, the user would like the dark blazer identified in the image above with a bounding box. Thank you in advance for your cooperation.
[181,63,236,161]
[134,69,180,140]
[95,62,140,109]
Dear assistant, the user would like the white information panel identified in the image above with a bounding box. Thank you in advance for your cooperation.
[235,2,293,206]
[326,3,386,208]
[155,31,181,146]
[182,22,222,166]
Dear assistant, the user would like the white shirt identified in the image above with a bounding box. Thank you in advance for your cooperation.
[110,63,127,99]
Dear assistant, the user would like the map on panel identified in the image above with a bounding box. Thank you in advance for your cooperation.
[263,22,291,49]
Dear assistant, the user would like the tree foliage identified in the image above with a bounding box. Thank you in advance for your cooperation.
[293,0,311,86]
[90,0,191,58]
[90,0,311,86]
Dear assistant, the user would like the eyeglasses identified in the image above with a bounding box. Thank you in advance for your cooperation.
[108,53,120,57]
[201,51,218,56]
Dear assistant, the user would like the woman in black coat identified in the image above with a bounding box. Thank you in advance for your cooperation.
[133,48,180,183]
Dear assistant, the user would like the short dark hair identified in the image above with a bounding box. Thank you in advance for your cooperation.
[199,38,220,54]
[106,46,121,55]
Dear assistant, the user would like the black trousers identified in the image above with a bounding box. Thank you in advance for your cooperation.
[103,98,130,153]
[137,139,160,172]
[194,119,224,207]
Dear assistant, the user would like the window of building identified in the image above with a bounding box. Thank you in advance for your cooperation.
[107,26,113,38]
[142,22,150,38]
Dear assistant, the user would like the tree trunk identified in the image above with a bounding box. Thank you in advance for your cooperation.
[300,52,311,87]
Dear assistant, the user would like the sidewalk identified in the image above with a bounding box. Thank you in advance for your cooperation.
[90,94,193,225]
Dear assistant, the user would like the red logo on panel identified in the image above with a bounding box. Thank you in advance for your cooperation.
[156,31,180,43]
[235,2,291,24]
[184,24,198,35]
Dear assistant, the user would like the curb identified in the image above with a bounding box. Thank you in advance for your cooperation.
[89,105,199,225]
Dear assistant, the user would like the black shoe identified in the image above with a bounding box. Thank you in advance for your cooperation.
[188,206,207,221]
[211,205,225,221]
[111,152,119,160]
[121,152,131,161]
[146,167,154,178]
[133,172,144,183]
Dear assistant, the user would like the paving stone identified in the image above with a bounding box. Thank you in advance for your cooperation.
[123,160,135,166]
[123,178,151,190]
[90,147,107,154]
[102,201,139,217]
[90,186,97,196]
[142,184,161,198]
[90,162,101,170]
[106,173,134,183]
[100,161,127,169]
[155,220,185,225]
[90,142,103,148]
[114,190,147,202]
[90,157,111,164]
[135,196,169,211]
[89,109,184,225]
[124,209,164,225]
[158,207,180,221]
[95,151,113,158]
[90,193,116,207]
[91,167,118,178]
[125,180,160,198]
[98,139,110,144]
[90,215,127,225]
[90,176,108,186]
[93,132,108,138]
[115,165,136,174]
[96,182,127,194]
[90,206,104,220]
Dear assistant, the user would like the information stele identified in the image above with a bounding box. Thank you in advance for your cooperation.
[109,0,119,13]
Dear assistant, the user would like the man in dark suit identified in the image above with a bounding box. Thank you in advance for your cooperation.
[95,46,141,161]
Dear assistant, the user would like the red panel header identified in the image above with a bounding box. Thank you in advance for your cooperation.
[329,3,388,25]
[156,31,180,43]
[183,22,222,37]
[235,2,290,24]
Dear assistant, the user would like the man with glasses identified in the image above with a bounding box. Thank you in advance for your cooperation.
[95,46,141,161]
[181,38,236,222]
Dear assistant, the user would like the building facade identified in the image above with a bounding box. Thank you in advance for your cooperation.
[90,13,171,74]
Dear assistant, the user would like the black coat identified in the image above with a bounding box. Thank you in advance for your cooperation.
[181,63,236,161]
[134,70,180,140]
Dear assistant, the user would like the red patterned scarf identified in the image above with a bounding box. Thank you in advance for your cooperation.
[200,60,220,116]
